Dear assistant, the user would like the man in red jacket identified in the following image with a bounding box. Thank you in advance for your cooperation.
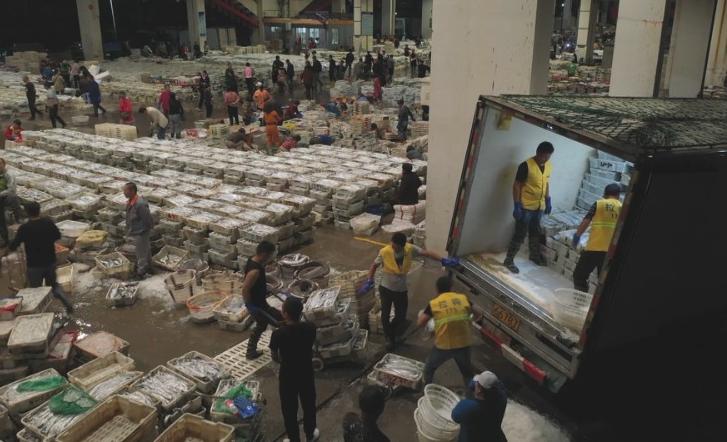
[3,120,23,144]
[157,84,172,116]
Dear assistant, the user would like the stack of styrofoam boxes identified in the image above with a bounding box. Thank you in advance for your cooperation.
[282,195,316,247]
[237,224,280,269]
[412,221,426,248]
[5,51,47,73]
[577,151,632,211]
[267,172,293,192]
[208,218,246,270]
[94,123,138,141]
[411,121,428,138]
[332,184,367,231]
[304,287,359,359]
[182,209,220,262]
[310,178,340,225]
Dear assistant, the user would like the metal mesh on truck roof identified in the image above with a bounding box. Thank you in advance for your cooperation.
[497,96,727,150]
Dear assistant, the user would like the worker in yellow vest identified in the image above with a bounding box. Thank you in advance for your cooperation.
[504,142,555,274]
[572,183,622,292]
[362,232,459,351]
[418,276,478,387]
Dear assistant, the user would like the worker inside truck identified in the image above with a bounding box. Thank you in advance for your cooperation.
[571,183,621,292]
[504,141,554,274]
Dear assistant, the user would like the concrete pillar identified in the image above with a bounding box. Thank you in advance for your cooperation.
[561,0,576,32]
[706,0,727,86]
[609,0,667,97]
[382,0,396,37]
[76,0,103,61]
[426,0,556,254]
[662,0,716,97]
[576,0,598,64]
[421,0,433,39]
[332,0,346,14]
[186,0,207,51]
[354,0,374,53]
[256,0,266,44]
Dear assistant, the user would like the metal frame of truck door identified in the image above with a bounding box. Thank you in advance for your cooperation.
[447,97,584,382]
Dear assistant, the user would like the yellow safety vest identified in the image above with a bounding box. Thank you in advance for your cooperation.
[430,292,472,350]
[380,244,413,275]
[521,158,552,210]
[586,198,622,252]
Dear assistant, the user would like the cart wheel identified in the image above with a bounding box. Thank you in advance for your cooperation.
[312,357,325,371]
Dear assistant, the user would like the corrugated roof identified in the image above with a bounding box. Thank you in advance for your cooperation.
[497,96,727,150]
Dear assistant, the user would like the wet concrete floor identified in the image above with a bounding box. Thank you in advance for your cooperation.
[1,226,579,441]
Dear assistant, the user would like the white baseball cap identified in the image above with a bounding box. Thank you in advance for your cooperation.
[256,81,263,87]
[473,370,499,389]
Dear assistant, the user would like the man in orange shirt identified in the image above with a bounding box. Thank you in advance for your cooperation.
[263,104,282,152]
[253,82,271,111]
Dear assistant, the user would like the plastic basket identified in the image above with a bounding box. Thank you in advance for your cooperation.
[209,379,261,424]
[186,292,228,323]
[57,264,75,294]
[551,288,593,332]
[15,287,52,315]
[106,282,139,307]
[154,413,234,442]
[131,366,197,411]
[164,270,197,307]
[414,407,457,442]
[95,252,133,280]
[0,368,66,415]
[213,296,247,323]
[166,351,228,394]
[56,395,157,442]
[68,352,136,390]
[374,353,424,390]
[21,398,88,441]
[153,246,189,272]
[420,384,460,434]
[329,270,368,298]
[7,312,54,354]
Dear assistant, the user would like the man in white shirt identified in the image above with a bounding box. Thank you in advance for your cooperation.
[138,106,169,139]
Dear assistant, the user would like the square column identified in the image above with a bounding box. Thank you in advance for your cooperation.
[426,0,555,253]
[576,0,598,64]
[186,0,207,51]
[354,0,374,53]
[382,0,395,37]
[609,0,667,97]
[421,0,433,39]
[662,0,717,97]
[706,0,727,87]
[76,0,103,61]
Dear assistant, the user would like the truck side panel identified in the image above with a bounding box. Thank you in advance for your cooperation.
[587,154,727,351]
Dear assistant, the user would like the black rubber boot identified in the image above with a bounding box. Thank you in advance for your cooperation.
[503,259,520,274]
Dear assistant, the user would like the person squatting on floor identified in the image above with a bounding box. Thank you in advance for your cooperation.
[242,240,283,360]
[572,183,622,292]
[270,297,320,442]
[7,201,74,313]
[504,141,555,274]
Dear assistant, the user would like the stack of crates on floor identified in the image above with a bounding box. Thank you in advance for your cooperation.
[310,179,341,225]
[237,224,280,269]
[577,151,632,211]
[210,379,263,440]
[1,293,78,379]
[282,195,316,247]
[304,287,359,360]
[332,184,367,230]
[181,210,222,263]
[94,123,138,141]
[208,218,246,270]
[330,271,373,329]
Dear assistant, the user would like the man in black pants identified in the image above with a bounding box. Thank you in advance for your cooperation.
[363,233,457,351]
[242,240,283,360]
[270,297,320,442]
[7,202,73,313]
[23,76,42,120]
[572,183,622,292]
